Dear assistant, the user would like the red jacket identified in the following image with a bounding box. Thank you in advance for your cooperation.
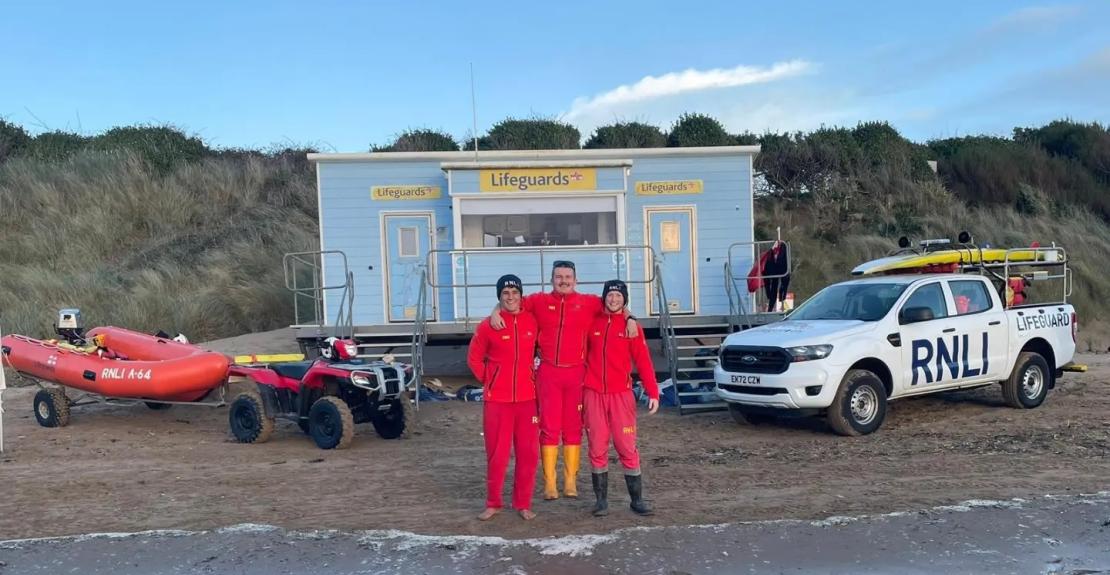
[467,310,538,403]
[521,291,603,368]
[584,310,660,400]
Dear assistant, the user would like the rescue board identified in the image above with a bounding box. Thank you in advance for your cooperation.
[851,248,1053,276]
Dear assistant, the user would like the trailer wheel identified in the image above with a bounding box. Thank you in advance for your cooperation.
[309,396,355,449]
[727,404,775,426]
[826,369,887,436]
[1001,352,1050,409]
[33,388,70,428]
[371,398,408,439]
[145,401,172,410]
[229,391,274,444]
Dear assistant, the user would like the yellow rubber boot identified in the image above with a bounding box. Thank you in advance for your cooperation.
[541,445,560,500]
[563,444,580,498]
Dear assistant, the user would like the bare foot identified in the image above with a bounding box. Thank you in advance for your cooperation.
[518,509,536,521]
[477,507,501,521]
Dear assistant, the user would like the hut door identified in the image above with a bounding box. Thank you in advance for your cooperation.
[645,206,696,315]
[382,212,436,322]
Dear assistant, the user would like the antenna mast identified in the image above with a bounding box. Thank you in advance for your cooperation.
[470,63,479,160]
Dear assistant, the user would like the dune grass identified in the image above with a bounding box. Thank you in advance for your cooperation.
[0,150,317,341]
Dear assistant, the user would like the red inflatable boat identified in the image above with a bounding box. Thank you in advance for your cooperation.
[1,326,230,402]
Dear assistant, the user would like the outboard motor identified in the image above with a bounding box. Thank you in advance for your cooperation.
[55,308,86,345]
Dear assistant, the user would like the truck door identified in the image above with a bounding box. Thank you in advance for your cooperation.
[897,282,953,390]
[947,278,1008,382]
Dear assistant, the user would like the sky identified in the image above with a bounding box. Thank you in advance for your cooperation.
[2,0,1108,152]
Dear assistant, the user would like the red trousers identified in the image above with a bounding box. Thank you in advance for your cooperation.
[537,363,585,446]
[483,400,540,510]
[584,389,640,472]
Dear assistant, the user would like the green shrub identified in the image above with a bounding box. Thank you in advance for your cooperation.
[667,113,733,147]
[585,122,666,148]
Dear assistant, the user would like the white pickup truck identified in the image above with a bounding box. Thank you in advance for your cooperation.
[714,273,1079,435]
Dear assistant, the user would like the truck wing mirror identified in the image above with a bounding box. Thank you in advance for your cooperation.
[900,306,935,325]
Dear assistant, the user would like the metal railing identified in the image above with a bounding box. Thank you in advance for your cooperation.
[423,244,659,327]
[411,268,429,410]
[652,260,680,401]
[283,250,354,340]
[937,243,1072,308]
[724,240,792,328]
[999,246,1070,307]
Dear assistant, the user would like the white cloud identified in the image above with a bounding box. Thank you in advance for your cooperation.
[990,4,1084,33]
[564,60,813,122]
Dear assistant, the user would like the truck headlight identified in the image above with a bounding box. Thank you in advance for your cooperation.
[786,345,833,362]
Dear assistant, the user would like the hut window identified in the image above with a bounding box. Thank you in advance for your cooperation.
[398,227,419,257]
[459,196,619,248]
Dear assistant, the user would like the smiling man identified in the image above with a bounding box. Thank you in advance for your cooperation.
[467,274,540,521]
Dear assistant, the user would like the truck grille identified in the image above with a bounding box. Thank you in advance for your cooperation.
[718,384,787,396]
[720,346,791,374]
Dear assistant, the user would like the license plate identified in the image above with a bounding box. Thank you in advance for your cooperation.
[731,374,761,384]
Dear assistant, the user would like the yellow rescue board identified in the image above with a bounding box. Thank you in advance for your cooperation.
[233,353,306,364]
[852,249,1045,276]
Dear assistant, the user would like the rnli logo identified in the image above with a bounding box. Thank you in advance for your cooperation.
[548,306,556,311]
[569,171,584,182]
[526,331,534,337]
[501,335,511,340]
[46,355,58,367]
[593,331,601,336]
[741,355,758,365]
[622,426,636,434]
[531,416,539,424]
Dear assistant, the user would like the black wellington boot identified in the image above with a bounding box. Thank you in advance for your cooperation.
[591,472,609,517]
[625,474,654,516]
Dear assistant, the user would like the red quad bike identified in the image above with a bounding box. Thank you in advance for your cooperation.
[227,338,412,449]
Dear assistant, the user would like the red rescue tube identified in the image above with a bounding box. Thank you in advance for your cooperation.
[1,330,229,402]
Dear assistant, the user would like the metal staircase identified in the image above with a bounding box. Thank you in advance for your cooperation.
[653,261,731,414]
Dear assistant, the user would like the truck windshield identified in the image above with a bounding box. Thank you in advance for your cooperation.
[787,283,909,321]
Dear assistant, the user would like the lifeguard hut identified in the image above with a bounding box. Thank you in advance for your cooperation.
[289,146,790,412]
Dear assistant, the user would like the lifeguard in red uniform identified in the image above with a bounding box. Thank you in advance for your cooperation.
[467,274,540,521]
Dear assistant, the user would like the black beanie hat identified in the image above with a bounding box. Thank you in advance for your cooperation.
[602,279,628,307]
[496,274,523,297]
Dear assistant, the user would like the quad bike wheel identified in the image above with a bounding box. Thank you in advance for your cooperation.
[309,396,355,449]
[371,398,409,439]
[229,391,274,444]
[33,388,70,428]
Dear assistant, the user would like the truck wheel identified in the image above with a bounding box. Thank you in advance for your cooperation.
[33,388,70,428]
[826,369,887,436]
[229,391,274,444]
[1001,352,1050,409]
[371,399,408,439]
[309,396,355,449]
[727,404,775,425]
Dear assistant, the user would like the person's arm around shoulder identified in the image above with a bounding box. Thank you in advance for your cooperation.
[489,293,538,330]
[630,329,660,414]
[585,293,639,338]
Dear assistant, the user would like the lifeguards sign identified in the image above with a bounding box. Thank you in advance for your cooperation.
[371,185,442,200]
[479,168,597,192]
[634,180,703,195]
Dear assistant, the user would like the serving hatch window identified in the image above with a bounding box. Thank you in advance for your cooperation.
[459,196,619,248]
